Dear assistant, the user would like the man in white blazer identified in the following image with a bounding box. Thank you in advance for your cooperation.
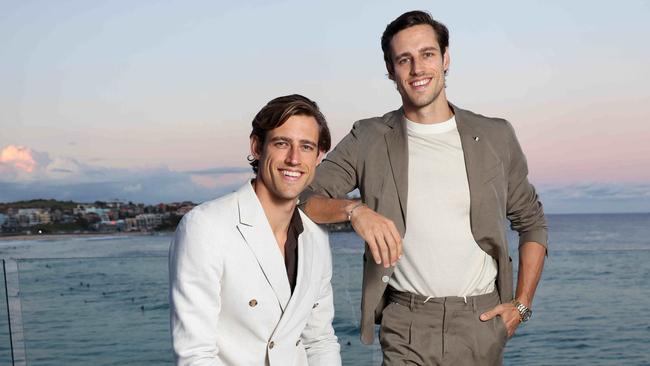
[169,94,342,366]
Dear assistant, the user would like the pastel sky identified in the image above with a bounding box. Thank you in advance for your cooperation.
[1,0,649,213]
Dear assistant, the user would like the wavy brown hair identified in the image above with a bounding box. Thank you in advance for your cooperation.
[249,94,331,174]
[381,10,449,78]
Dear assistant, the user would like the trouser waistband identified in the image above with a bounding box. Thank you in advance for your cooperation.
[386,286,500,312]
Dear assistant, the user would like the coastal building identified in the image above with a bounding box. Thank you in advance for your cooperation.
[2,199,190,234]
[125,218,138,232]
[95,219,126,233]
[36,210,51,225]
[1,216,19,233]
[15,208,51,226]
[175,205,194,216]
[135,214,162,231]
[105,201,123,209]
[75,205,110,222]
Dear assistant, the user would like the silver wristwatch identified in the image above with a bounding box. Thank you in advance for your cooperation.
[512,299,532,322]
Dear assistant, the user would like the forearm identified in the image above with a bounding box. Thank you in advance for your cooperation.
[515,241,546,308]
[303,194,360,224]
[304,194,402,267]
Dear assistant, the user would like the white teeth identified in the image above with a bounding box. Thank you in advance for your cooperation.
[412,79,430,87]
[282,170,301,177]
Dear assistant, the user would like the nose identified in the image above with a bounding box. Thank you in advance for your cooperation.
[285,146,300,165]
[410,57,423,76]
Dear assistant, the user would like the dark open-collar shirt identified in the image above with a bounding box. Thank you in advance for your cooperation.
[284,207,303,294]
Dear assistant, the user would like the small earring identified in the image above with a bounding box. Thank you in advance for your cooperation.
[247,154,255,162]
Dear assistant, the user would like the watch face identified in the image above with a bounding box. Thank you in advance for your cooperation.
[522,309,532,322]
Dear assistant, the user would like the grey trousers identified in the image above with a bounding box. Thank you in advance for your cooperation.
[380,288,508,366]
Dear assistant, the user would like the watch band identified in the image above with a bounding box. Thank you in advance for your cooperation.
[511,299,532,322]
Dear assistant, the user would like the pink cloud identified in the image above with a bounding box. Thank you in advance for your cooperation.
[0,145,38,173]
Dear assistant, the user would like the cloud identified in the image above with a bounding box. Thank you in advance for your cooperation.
[0,145,38,173]
[122,183,143,193]
[0,145,252,204]
[187,167,251,175]
[539,183,650,213]
[0,168,251,204]
[0,145,52,180]
[541,183,650,200]
[2,145,647,212]
[0,145,89,182]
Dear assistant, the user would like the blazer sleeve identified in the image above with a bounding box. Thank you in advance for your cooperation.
[169,211,225,366]
[301,121,362,203]
[504,121,549,250]
[300,234,342,366]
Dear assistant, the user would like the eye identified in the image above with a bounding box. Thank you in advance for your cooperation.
[397,57,410,65]
[274,141,289,148]
[423,51,435,58]
[301,144,315,152]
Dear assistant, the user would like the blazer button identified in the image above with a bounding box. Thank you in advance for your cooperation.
[249,299,258,307]
[312,302,319,309]
[296,339,301,346]
[268,340,275,349]
[381,275,390,283]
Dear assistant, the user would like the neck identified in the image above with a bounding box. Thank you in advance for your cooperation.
[403,91,453,124]
[252,179,296,239]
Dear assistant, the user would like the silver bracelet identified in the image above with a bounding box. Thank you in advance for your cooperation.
[347,202,364,221]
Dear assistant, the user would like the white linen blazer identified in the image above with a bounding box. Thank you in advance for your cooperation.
[169,181,341,366]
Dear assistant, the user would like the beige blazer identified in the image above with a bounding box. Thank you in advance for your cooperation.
[170,182,341,365]
[302,103,548,344]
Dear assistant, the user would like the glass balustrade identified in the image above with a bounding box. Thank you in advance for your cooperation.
[1,260,13,364]
[17,256,171,366]
[4,215,650,365]
[9,252,378,365]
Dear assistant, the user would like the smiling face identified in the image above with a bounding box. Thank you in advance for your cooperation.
[251,114,323,206]
[388,24,450,115]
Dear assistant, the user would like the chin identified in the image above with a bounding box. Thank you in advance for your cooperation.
[274,188,302,202]
[413,92,440,107]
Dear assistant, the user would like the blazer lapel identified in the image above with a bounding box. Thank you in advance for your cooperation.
[384,110,409,226]
[235,182,292,311]
[453,104,501,239]
[293,218,314,303]
[277,212,314,326]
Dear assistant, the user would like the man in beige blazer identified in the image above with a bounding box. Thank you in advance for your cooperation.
[301,11,547,365]
[169,95,341,366]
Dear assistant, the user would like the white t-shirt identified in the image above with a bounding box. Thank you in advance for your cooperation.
[389,114,498,297]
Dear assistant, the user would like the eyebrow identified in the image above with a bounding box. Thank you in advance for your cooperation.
[394,46,440,60]
[270,136,318,147]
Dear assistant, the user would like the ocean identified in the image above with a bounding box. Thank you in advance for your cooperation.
[0,213,649,365]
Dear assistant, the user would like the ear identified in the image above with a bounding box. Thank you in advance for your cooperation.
[250,136,261,159]
[385,62,395,81]
[317,150,325,165]
[443,47,450,74]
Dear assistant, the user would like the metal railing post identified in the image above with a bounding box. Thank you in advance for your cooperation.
[3,259,26,366]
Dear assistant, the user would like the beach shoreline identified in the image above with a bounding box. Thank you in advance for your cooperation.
[0,231,169,242]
